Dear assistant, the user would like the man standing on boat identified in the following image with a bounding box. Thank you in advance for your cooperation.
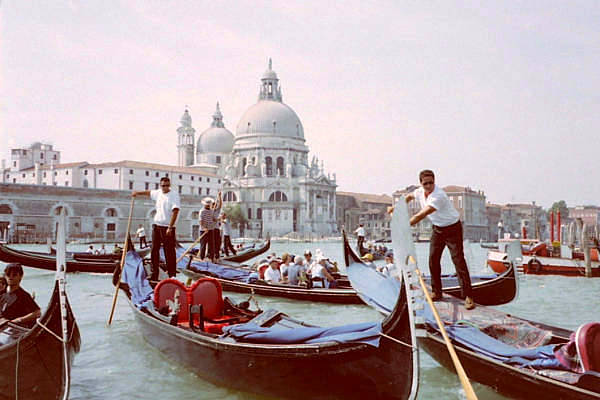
[136,224,148,248]
[221,213,237,257]
[354,224,366,249]
[402,169,475,310]
[132,176,180,280]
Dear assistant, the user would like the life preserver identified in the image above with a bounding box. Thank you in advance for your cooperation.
[527,258,543,274]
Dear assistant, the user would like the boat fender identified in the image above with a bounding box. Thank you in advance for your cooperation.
[527,258,542,274]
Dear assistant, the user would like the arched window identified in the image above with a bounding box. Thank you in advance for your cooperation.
[105,208,118,217]
[269,191,288,202]
[242,157,247,173]
[265,157,273,176]
[83,179,88,188]
[53,206,68,216]
[191,211,199,219]
[224,191,237,202]
[276,157,284,176]
[0,204,13,214]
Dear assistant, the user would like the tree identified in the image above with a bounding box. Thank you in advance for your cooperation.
[549,200,568,218]
[223,204,248,237]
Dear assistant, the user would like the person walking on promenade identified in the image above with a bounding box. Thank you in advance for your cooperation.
[132,176,180,281]
[402,169,475,310]
[355,224,366,249]
[136,224,148,248]
[221,213,237,256]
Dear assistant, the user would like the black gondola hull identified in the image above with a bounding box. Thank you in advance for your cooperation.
[220,239,270,263]
[0,282,81,400]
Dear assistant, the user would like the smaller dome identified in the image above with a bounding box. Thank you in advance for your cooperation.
[197,127,234,154]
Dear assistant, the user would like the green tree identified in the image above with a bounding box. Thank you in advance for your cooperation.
[549,200,568,218]
[223,204,248,237]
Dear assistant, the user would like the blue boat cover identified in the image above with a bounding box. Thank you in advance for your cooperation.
[222,321,383,347]
[121,250,154,309]
[346,260,400,315]
[160,246,253,281]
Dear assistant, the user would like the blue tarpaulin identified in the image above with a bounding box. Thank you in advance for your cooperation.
[222,321,383,347]
[346,261,400,315]
[121,250,154,309]
[160,246,253,281]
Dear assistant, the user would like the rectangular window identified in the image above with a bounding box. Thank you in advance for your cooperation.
[207,188,210,195]
[129,169,134,175]
[155,172,159,177]
[54,171,57,176]
[107,223,116,231]
[66,170,69,175]
[43,172,47,178]
[145,171,149,176]
[198,187,202,195]
[53,181,57,186]
[12,178,16,183]
[13,161,16,167]
[207,178,210,182]
[191,176,194,181]
[129,181,134,190]
[179,174,183,179]
[248,208,252,219]
[145,182,149,190]
[40,152,44,159]
[155,183,159,189]
[65,181,69,186]
[199,177,202,182]
[84,170,88,175]
[53,154,57,160]
[257,208,262,220]
[218,179,221,184]
[114,169,118,174]
[178,185,182,194]
[216,156,221,164]
[99,169,103,175]
[22,173,25,178]
[32,173,35,177]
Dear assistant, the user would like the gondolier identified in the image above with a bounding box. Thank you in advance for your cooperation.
[403,169,475,310]
[354,224,366,249]
[221,213,237,256]
[132,176,180,280]
[136,224,148,248]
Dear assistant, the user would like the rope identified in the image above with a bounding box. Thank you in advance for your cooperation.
[379,332,414,348]
[36,319,65,342]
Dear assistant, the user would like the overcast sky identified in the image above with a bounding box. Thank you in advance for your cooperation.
[2,1,599,208]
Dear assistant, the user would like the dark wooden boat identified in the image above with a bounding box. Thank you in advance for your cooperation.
[49,246,151,261]
[343,233,518,306]
[220,239,270,263]
[419,295,600,399]
[120,256,419,400]
[0,280,81,400]
[0,243,117,273]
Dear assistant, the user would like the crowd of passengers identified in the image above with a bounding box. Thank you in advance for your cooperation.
[254,250,338,288]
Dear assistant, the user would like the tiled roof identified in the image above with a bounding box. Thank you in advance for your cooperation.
[336,191,392,205]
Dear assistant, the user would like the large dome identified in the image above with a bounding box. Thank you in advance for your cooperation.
[236,101,304,139]
[197,127,234,153]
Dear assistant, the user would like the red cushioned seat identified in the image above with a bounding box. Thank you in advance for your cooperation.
[258,264,268,280]
[189,278,239,334]
[154,279,189,323]
[576,322,600,372]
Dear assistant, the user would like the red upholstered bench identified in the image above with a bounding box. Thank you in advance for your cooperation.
[154,279,189,324]
[258,264,268,280]
[577,322,600,372]
[188,278,240,334]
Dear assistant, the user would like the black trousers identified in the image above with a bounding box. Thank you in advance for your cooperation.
[223,235,236,256]
[357,236,365,249]
[429,221,472,298]
[213,229,221,258]
[200,230,215,260]
[139,236,147,248]
[150,225,176,280]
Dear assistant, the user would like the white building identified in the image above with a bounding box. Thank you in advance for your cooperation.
[190,59,337,237]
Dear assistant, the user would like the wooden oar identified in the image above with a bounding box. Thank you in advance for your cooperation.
[391,201,477,400]
[414,266,477,400]
[107,196,135,326]
[176,230,209,264]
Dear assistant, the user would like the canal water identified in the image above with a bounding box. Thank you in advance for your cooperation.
[2,240,598,399]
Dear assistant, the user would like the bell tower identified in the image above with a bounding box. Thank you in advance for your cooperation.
[177,108,196,167]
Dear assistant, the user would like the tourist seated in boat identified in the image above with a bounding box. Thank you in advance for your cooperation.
[286,256,308,286]
[303,250,315,270]
[0,274,6,296]
[377,254,394,277]
[264,259,282,284]
[113,244,123,254]
[0,263,41,330]
[309,256,336,288]
[280,253,292,281]
[86,245,94,254]
[98,244,107,255]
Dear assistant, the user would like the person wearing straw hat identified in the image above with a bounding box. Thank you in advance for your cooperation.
[402,169,474,310]
[133,176,180,280]
[199,194,221,262]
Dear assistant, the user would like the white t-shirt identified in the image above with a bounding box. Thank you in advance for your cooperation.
[264,266,281,283]
[412,184,459,227]
[150,189,181,227]
[136,227,146,238]
[355,227,365,237]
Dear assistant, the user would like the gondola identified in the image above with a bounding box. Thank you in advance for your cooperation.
[343,233,518,306]
[220,239,270,263]
[0,279,81,399]
[419,295,600,399]
[49,246,151,261]
[118,250,419,400]
[0,243,118,273]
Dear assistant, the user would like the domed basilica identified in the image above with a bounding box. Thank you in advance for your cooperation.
[176,60,337,237]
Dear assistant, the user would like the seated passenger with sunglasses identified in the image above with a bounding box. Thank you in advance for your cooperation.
[0,263,41,329]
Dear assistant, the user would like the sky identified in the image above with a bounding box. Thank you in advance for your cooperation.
[1,1,599,209]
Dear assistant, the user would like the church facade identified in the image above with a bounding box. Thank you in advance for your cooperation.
[177,60,337,237]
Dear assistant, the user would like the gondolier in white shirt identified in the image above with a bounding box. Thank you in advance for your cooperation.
[221,214,237,256]
[354,224,366,249]
[402,169,475,310]
[132,176,180,281]
[136,224,147,248]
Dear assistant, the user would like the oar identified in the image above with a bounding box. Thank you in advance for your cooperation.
[107,196,135,326]
[391,201,477,400]
[176,230,209,264]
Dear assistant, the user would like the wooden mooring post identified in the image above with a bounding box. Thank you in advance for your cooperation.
[582,222,592,277]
